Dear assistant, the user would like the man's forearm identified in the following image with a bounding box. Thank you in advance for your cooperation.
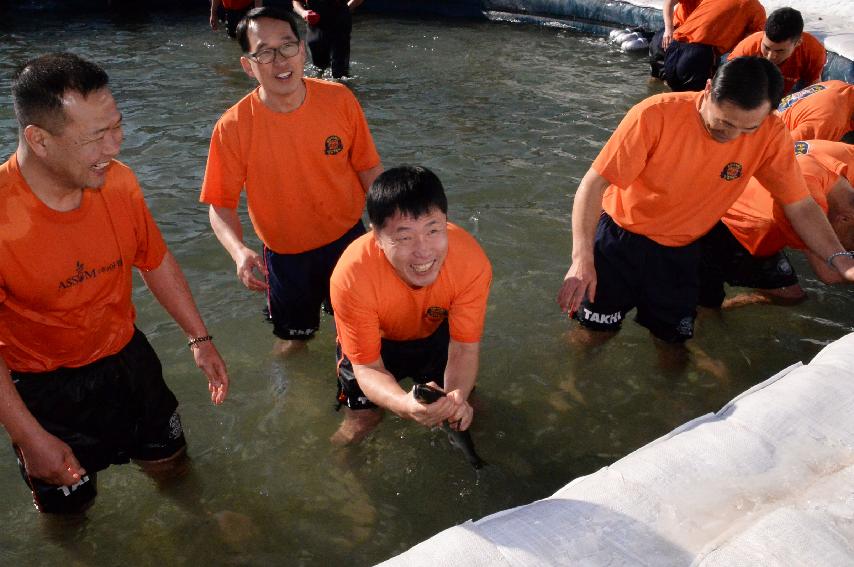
[443,340,479,400]
[358,163,384,194]
[0,357,44,444]
[353,362,409,416]
[140,251,210,339]
[209,205,253,262]
[571,168,610,263]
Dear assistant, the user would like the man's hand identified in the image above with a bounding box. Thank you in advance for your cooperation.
[406,382,458,428]
[557,257,597,316]
[16,431,86,487]
[191,342,229,405]
[235,248,268,291]
[444,389,474,431]
[661,26,673,50]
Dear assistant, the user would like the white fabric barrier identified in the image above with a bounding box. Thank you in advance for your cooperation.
[380,333,854,566]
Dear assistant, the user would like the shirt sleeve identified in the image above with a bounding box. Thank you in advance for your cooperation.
[448,240,492,344]
[753,124,810,206]
[345,89,381,176]
[591,101,659,188]
[200,113,247,209]
[127,173,168,271]
[331,280,383,365]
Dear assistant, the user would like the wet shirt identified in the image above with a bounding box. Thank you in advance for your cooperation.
[593,91,809,247]
[672,0,766,55]
[723,140,854,255]
[0,155,167,372]
[779,81,854,142]
[201,79,381,254]
[331,224,492,366]
[728,31,826,95]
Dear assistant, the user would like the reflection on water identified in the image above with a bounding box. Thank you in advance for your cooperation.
[1,7,852,566]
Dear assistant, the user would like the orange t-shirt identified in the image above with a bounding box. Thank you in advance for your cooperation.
[728,31,826,95]
[672,0,701,27]
[200,79,381,254]
[594,91,809,247]
[723,140,854,255]
[0,155,167,372]
[779,81,854,142]
[672,0,766,55]
[330,224,492,366]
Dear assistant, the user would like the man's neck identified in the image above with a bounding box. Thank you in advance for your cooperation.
[16,145,84,212]
[258,81,308,114]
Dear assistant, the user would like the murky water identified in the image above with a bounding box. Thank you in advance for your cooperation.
[1,6,852,566]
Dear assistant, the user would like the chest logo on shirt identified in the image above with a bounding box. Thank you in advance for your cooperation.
[794,141,810,156]
[424,306,449,321]
[720,162,742,181]
[324,135,344,155]
[57,258,123,291]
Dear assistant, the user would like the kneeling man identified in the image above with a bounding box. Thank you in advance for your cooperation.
[330,166,492,444]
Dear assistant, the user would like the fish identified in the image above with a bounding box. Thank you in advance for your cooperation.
[412,383,486,470]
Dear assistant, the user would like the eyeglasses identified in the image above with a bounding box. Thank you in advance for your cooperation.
[248,42,300,64]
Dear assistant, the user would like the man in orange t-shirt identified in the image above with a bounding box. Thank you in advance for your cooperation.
[0,54,228,514]
[779,80,854,141]
[664,0,765,91]
[650,0,701,80]
[700,140,854,307]
[729,8,826,95]
[200,7,383,356]
[329,166,492,445]
[558,58,854,349]
[210,0,261,39]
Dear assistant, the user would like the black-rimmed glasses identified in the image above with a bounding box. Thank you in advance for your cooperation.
[248,42,300,64]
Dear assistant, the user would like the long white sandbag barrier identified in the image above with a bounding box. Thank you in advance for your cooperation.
[380,333,854,566]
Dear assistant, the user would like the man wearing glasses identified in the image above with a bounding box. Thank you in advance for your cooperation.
[201,6,383,356]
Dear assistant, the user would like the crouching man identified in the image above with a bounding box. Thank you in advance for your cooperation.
[329,166,492,444]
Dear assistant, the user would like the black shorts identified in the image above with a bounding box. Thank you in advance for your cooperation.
[306,3,352,78]
[336,321,450,410]
[649,28,667,79]
[264,221,365,341]
[698,222,799,308]
[574,212,700,343]
[11,328,185,512]
[663,39,717,92]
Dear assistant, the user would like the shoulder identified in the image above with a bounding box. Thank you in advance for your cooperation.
[331,232,379,284]
[306,77,355,101]
[216,90,258,128]
[446,224,491,272]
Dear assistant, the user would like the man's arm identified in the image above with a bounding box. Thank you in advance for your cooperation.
[783,196,854,281]
[357,163,384,194]
[347,0,364,11]
[140,251,229,405]
[442,340,479,431]
[0,357,85,485]
[209,0,222,30]
[292,0,309,19]
[209,204,268,291]
[557,167,611,315]
[352,359,458,427]
[661,0,678,50]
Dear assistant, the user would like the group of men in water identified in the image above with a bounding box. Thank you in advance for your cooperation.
[0,4,853,515]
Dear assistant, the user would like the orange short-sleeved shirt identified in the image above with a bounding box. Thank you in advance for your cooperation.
[723,140,854,255]
[728,32,826,95]
[672,0,701,27]
[200,79,381,254]
[779,81,854,142]
[0,155,167,372]
[672,0,766,55]
[330,224,492,365]
[594,91,808,247]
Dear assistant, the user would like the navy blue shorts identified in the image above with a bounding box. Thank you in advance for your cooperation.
[574,212,700,343]
[336,321,450,410]
[11,328,185,513]
[663,39,717,92]
[698,221,799,308]
[264,221,366,341]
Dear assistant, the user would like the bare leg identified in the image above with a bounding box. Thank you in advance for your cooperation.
[722,284,806,309]
[272,338,308,357]
[331,408,383,446]
[134,446,189,484]
[563,326,617,350]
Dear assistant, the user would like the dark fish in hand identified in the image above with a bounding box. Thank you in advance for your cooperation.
[413,383,486,470]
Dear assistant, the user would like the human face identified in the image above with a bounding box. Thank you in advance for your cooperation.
[760,35,800,65]
[240,17,306,112]
[41,88,123,191]
[375,208,449,289]
[699,84,771,143]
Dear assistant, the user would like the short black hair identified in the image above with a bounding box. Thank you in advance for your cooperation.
[711,56,784,111]
[12,52,109,133]
[236,6,301,53]
[765,8,804,43]
[368,166,449,230]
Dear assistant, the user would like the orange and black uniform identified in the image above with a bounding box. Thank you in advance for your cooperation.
[650,0,701,79]
[330,224,491,409]
[664,0,766,91]
[729,31,826,95]
[779,81,854,142]
[0,156,184,511]
[579,91,808,340]
[201,79,381,339]
[699,140,854,306]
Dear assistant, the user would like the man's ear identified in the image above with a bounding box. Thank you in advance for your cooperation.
[240,56,256,80]
[23,124,50,158]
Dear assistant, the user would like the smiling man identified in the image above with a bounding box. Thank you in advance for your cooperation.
[201,6,383,356]
[558,57,854,351]
[329,166,492,445]
[729,7,826,96]
[0,53,228,514]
